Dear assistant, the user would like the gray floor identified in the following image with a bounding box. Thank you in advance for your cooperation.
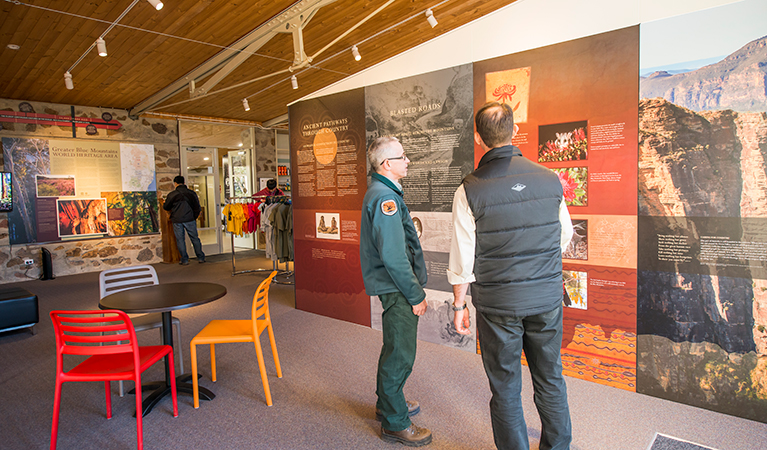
[1,252,765,450]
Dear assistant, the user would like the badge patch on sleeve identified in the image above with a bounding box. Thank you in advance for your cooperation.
[381,200,398,216]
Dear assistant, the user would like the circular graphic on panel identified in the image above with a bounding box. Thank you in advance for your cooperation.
[85,124,97,135]
[313,128,337,165]
[102,112,113,122]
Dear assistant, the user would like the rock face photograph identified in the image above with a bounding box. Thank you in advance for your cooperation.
[637,1,767,422]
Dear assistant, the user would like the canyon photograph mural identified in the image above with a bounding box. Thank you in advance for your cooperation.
[637,0,767,422]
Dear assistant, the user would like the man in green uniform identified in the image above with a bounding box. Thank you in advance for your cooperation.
[360,136,432,447]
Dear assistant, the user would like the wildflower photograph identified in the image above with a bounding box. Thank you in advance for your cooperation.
[538,121,588,162]
[554,167,588,206]
[35,174,75,197]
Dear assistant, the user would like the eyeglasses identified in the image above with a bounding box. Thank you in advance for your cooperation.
[380,154,407,165]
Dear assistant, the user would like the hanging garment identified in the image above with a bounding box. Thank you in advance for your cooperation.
[262,203,280,260]
[223,203,237,234]
[275,203,293,263]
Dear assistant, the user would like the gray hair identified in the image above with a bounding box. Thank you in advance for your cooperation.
[367,136,401,173]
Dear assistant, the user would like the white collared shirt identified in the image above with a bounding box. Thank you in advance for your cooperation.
[446,184,573,285]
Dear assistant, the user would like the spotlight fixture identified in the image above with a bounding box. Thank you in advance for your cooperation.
[146,0,164,10]
[352,45,361,61]
[96,38,107,57]
[425,9,437,28]
[7,44,20,50]
[291,75,298,90]
[64,72,74,90]
[242,98,250,111]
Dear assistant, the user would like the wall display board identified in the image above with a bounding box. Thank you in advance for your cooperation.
[289,89,370,325]
[2,137,158,245]
[636,0,767,422]
[365,64,477,352]
[474,27,640,391]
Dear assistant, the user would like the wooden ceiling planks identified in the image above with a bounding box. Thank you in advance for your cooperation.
[0,0,519,123]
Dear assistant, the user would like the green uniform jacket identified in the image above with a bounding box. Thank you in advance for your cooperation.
[360,172,427,305]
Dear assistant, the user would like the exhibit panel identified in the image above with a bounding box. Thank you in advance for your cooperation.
[636,0,767,422]
[289,88,370,326]
[365,64,477,352]
[3,137,158,245]
[473,26,640,391]
[0,98,178,281]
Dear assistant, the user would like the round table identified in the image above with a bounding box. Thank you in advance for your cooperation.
[100,282,227,416]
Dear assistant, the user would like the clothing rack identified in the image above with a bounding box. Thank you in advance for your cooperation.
[226,196,270,276]
[225,195,293,284]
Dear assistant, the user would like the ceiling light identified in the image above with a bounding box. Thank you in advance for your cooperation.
[425,9,437,28]
[64,72,74,90]
[203,157,210,161]
[96,38,107,57]
[291,75,298,90]
[7,44,20,50]
[238,143,243,147]
[352,45,361,61]
[146,0,164,10]
[242,98,250,111]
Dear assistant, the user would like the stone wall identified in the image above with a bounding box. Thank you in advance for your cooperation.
[0,98,179,283]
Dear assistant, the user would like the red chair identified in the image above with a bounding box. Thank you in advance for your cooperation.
[50,310,178,450]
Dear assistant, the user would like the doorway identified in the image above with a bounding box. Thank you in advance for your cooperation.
[181,146,220,257]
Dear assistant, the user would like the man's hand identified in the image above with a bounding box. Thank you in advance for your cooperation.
[452,282,471,335]
[412,299,427,316]
[453,308,471,335]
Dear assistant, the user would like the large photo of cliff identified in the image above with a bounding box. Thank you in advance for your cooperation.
[637,0,767,422]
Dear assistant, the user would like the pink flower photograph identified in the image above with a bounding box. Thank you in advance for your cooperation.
[553,167,587,206]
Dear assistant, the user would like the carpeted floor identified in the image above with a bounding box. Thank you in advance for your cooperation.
[0,251,765,450]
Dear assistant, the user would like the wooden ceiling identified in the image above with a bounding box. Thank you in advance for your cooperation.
[0,0,518,125]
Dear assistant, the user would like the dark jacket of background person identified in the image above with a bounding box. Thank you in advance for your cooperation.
[164,184,201,223]
[463,144,564,317]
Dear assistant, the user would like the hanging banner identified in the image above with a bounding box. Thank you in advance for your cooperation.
[474,26,640,391]
[289,88,370,326]
[365,64,477,352]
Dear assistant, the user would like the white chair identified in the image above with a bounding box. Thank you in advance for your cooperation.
[99,265,184,397]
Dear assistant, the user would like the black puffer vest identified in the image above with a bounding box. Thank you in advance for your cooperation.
[463,145,564,316]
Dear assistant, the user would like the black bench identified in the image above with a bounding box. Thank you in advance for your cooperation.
[0,287,39,335]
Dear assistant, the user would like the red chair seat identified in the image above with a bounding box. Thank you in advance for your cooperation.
[66,345,169,378]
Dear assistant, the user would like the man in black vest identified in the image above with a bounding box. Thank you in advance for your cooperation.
[164,175,205,265]
[447,102,573,450]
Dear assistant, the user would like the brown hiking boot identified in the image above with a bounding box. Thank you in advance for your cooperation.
[381,423,432,447]
[376,400,421,421]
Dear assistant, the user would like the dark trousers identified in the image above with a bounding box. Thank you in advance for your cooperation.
[376,291,419,432]
[172,221,205,263]
[477,304,572,450]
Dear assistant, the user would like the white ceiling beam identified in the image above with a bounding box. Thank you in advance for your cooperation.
[130,0,337,117]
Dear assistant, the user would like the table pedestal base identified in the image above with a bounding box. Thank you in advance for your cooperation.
[130,373,215,417]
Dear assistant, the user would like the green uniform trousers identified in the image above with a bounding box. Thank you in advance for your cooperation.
[376,291,419,431]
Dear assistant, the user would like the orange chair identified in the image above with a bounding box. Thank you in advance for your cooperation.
[190,271,282,408]
[50,310,178,450]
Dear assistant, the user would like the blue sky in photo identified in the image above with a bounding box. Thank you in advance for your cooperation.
[640,0,767,74]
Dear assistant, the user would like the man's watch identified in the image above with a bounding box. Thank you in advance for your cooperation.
[452,302,468,311]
